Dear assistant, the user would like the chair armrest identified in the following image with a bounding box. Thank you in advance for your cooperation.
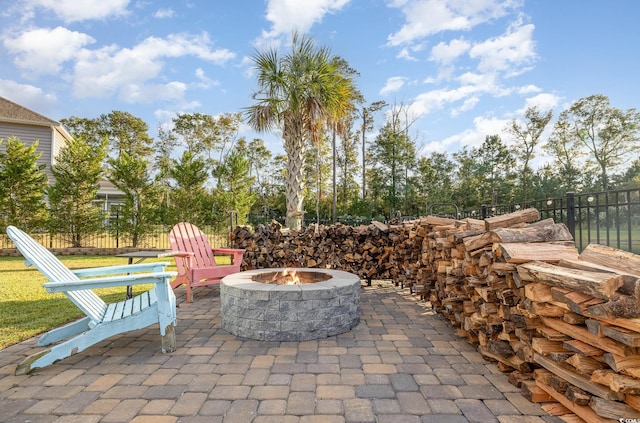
[168,251,195,257]
[72,262,172,277]
[44,271,177,293]
[212,248,245,265]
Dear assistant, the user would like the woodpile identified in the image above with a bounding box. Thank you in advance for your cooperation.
[231,209,640,421]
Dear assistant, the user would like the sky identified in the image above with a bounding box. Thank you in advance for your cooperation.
[1,0,639,165]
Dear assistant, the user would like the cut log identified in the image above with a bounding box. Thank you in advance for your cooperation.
[484,208,541,231]
[479,345,532,372]
[534,353,625,401]
[536,380,617,423]
[542,317,635,357]
[579,243,640,278]
[602,353,640,372]
[589,395,640,420]
[497,243,579,264]
[626,394,640,413]
[564,384,591,406]
[532,337,570,356]
[525,282,554,302]
[587,294,640,319]
[540,403,572,416]
[591,369,640,395]
[517,261,625,300]
[563,339,604,357]
[463,222,573,251]
[565,354,608,376]
[521,379,555,403]
[599,323,640,347]
[492,223,573,243]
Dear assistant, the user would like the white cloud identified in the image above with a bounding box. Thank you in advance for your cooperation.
[469,20,536,74]
[380,76,407,96]
[522,92,560,113]
[409,85,479,117]
[397,47,418,61]
[387,0,521,46]
[265,0,351,34]
[194,68,220,89]
[429,38,470,64]
[3,26,95,74]
[256,0,352,46]
[0,79,57,114]
[451,96,479,116]
[154,8,175,19]
[24,0,130,22]
[119,81,187,103]
[517,84,541,95]
[441,115,510,150]
[71,32,235,101]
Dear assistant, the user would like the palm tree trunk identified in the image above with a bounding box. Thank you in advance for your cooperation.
[284,132,306,230]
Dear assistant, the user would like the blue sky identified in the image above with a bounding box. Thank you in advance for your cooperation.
[1,0,638,164]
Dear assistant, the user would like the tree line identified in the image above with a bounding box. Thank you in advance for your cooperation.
[1,34,639,245]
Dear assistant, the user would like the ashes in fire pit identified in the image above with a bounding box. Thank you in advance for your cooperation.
[221,268,361,342]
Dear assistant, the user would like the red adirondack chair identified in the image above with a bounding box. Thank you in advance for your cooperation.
[169,222,245,303]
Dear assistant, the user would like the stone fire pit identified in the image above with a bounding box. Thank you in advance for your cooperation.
[220,268,361,341]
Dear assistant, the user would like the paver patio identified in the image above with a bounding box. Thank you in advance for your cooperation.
[0,281,561,422]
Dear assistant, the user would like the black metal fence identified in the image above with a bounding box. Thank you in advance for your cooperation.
[3,188,639,254]
[456,188,640,254]
[0,224,231,251]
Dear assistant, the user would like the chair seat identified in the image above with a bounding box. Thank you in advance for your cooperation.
[169,222,245,302]
[102,289,155,323]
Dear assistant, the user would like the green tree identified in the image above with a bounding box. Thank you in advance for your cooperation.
[60,116,106,151]
[0,137,48,231]
[167,150,211,226]
[417,152,455,212]
[101,111,154,157]
[336,120,361,216]
[369,111,417,218]
[47,135,107,247]
[357,101,387,200]
[154,125,179,223]
[452,147,483,208]
[505,106,553,201]
[476,135,515,205]
[451,135,514,208]
[544,112,592,193]
[553,94,640,190]
[214,148,256,228]
[108,152,158,247]
[245,32,357,229]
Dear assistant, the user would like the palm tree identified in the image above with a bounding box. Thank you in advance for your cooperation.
[245,32,357,229]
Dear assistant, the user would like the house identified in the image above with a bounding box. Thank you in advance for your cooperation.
[0,95,73,182]
[0,95,124,211]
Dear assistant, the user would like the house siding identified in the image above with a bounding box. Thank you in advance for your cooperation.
[0,122,54,181]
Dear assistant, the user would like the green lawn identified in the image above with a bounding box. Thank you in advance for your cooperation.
[0,255,176,350]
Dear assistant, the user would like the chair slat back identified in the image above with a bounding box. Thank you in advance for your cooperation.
[169,222,217,274]
[6,226,107,323]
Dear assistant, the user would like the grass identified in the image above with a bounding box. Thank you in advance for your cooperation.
[0,255,176,350]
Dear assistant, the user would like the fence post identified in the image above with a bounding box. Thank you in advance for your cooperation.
[566,192,576,240]
[481,204,487,220]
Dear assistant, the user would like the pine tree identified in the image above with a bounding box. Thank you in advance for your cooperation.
[0,137,49,231]
[48,135,107,247]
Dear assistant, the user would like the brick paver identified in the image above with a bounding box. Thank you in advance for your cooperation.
[0,282,560,422]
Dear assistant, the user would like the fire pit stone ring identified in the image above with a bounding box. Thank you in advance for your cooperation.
[220,268,361,341]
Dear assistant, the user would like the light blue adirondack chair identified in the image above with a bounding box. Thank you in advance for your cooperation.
[6,226,178,375]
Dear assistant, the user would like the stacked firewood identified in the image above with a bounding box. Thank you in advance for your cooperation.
[231,210,640,421]
[232,219,426,284]
[418,209,640,422]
